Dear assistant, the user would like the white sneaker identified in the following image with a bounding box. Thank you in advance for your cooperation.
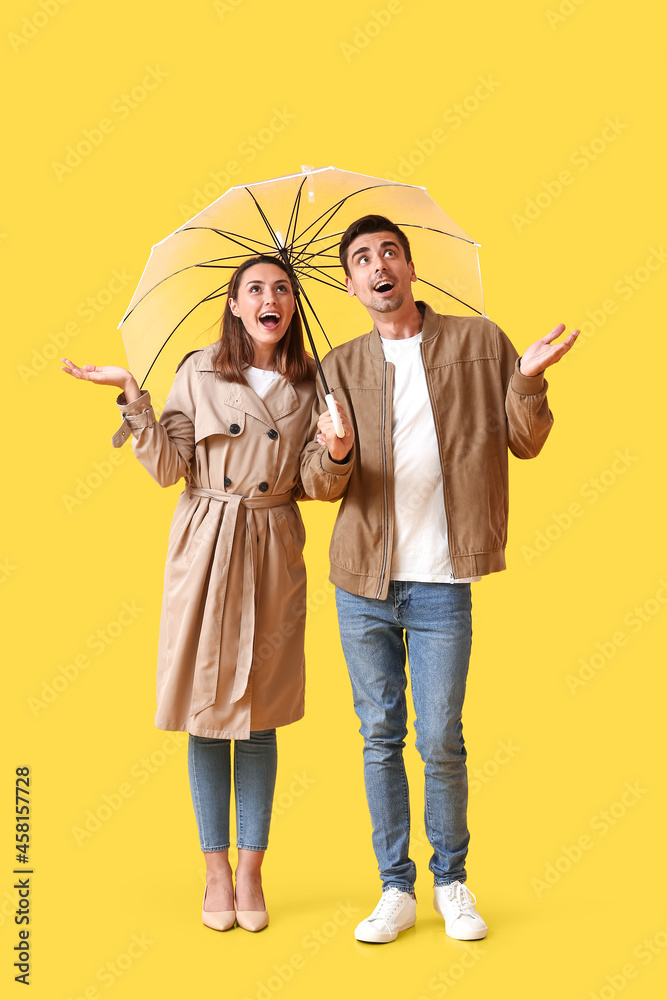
[433,881,488,940]
[354,887,417,943]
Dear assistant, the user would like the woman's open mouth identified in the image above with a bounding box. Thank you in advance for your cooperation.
[259,311,281,330]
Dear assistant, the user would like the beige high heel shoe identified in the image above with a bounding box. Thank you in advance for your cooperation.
[234,889,269,932]
[201,885,236,931]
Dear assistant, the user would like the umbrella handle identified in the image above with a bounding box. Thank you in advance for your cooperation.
[325,393,345,439]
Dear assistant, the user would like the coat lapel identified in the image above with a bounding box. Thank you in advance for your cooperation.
[194,345,300,426]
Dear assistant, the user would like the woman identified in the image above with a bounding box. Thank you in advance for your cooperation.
[61,255,354,932]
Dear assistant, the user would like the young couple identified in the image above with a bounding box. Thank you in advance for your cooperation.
[62,214,577,941]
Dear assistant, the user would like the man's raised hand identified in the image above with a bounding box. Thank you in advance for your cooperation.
[519,324,579,377]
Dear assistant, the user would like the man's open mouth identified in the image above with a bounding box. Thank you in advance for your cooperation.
[373,280,395,294]
[259,312,281,330]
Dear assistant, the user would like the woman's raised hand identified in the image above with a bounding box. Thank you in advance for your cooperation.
[60,358,141,399]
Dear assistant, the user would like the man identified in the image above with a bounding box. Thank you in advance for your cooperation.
[301,215,578,944]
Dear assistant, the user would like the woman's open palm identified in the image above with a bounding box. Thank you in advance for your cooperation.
[60,357,131,390]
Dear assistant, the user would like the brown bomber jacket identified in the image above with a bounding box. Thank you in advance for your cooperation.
[299,302,554,599]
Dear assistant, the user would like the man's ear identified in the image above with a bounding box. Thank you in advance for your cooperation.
[229,297,240,316]
[345,275,356,298]
[409,261,417,283]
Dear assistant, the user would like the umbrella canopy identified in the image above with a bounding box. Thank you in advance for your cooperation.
[118,165,485,403]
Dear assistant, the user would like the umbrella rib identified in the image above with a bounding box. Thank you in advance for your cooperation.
[121,252,266,324]
[284,177,307,252]
[416,277,483,316]
[139,284,229,388]
[291,274,333,351]
[243,187,285,254]
[180,226,277,254]
[291,268,347,293]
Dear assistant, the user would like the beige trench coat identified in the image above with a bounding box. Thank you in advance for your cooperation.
[111,344,316,739]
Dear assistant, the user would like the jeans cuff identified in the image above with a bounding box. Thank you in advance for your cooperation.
[433,877,467,887]
[237,843,268,852]
[202,844,231,852]
[383,883,415,895]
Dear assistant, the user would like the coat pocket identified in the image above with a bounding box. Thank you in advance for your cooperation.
[194,397,246,445]
[274,511,297,566]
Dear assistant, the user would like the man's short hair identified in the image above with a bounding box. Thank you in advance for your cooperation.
[339,214,412,276]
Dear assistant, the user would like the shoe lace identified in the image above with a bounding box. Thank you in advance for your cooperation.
[446,882,477,914]
[372,887,410,921]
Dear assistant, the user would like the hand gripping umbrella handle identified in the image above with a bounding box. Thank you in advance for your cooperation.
[325,393,345,438]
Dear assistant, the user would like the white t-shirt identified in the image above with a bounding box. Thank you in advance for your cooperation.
[244,365,281,398]
[380,332,480,584]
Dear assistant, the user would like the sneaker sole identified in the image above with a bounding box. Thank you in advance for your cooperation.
[433,899,487,941]
[354,915,416,944]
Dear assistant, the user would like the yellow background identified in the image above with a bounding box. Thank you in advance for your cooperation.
[3,0,666,997]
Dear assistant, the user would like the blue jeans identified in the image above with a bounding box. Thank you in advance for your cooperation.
[188,730,277,851]
[336,581,472,891]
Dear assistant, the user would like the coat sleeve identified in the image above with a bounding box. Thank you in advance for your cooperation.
[497,324,554,459]
[110,358,198,487]
[299,372,355,502]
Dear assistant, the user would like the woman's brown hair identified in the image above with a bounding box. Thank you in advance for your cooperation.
[211,255,313,385]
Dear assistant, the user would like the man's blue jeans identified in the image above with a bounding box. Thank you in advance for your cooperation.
[336,581,472,891]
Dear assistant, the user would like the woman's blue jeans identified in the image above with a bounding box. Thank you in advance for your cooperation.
[188,729,277,852]
[336,581,472,891]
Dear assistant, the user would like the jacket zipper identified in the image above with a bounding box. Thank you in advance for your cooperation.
[376,359,389,599]
[422,343,456,582]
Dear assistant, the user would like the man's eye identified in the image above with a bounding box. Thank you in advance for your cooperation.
[384,249,395,256]
[359,255,369,264]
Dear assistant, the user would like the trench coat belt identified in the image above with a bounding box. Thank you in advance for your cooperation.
[184,484,294,712]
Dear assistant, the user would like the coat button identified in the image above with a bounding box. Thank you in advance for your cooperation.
[224,477,231,488]
[267,428,278,440]
[229,423,241,434]
[258,482,269,493]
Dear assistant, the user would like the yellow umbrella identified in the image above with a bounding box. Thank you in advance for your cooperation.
[118,164,485,421]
